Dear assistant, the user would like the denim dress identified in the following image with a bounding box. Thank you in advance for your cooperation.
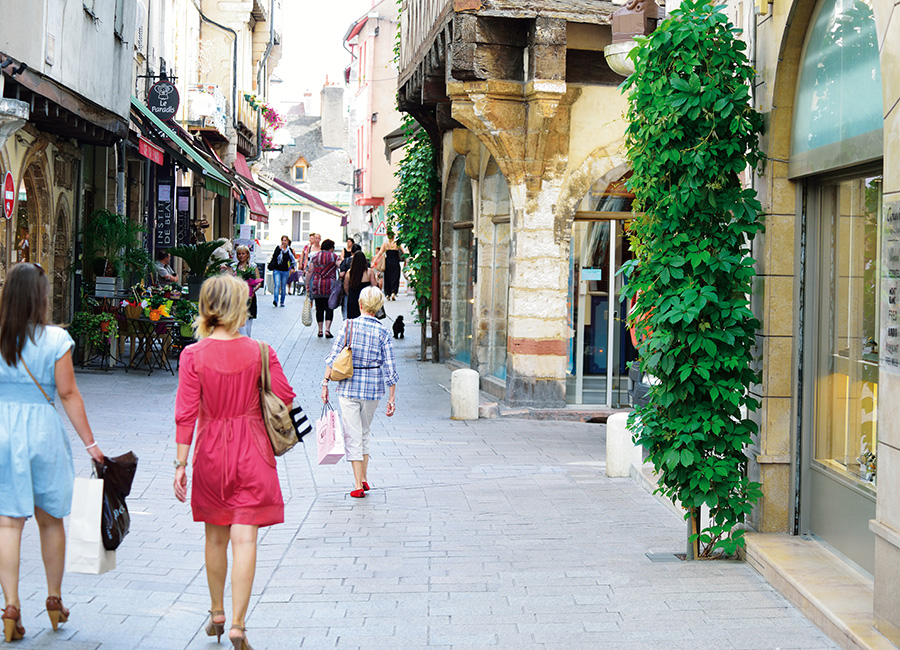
[0,326,75,518]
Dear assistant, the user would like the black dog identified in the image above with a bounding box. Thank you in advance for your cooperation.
[392,315,405,339]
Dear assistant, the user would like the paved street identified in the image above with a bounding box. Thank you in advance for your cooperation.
[12,291,838,649]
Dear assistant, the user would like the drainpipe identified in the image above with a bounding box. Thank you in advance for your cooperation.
[247,0,276,162]
[116,140,126,215]
[197,7,238,130]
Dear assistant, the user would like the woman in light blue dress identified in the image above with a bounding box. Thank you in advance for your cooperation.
[0,263,104,642]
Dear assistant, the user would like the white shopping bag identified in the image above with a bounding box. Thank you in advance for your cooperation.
[65,477,116,574]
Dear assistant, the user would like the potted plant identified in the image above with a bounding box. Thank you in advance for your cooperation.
[69,311,119,356]
[172,299,199,338]
[81,209,152,287]
[168,238,229,300]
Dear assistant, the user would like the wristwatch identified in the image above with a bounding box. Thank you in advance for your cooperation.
[321,379,329,386]
[174,460,187,469]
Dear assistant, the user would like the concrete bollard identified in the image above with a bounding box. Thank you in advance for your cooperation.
[606,412,643,477]
[450,369,480,420]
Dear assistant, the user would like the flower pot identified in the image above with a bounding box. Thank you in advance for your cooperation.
[99,320,109,333]
[124,305,142,319]
[187,276,204,301]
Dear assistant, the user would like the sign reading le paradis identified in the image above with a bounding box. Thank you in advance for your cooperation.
[147,80,180,119]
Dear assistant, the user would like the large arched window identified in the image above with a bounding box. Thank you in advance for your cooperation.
[789,0,882,177]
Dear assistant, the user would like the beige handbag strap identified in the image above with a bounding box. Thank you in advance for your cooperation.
[258,341,272,392]
[21,357,53,404]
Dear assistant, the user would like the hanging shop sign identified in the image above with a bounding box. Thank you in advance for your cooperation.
[147,80,180,120]
[176,187,191,246]
[139,137,165,165]
[155,178,176,249]
[3,172,13,219]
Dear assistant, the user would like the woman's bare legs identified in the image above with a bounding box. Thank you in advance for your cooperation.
[33,508,65,599]
[362,454,369,486]
[228,524,258,640]
[204,524,229,625]
[0,516,25,608]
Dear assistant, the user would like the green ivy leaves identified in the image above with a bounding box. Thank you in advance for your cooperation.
[387,116,438,320]
[623,0,764,557]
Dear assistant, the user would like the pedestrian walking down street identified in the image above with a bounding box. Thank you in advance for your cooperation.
[306,238,340,338]
[344,250,376,320]
[268,235,296,308]
[322,286,398,498]
[235,245,261,338]
[338,243,362,319]
[174,275,295,650]
[0,263,105,643]
[373,231,404,301]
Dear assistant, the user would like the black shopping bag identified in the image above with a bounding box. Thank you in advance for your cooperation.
[93,452,138,551]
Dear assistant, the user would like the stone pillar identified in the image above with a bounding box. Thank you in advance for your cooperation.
[0,97,29,152]
[450,368,480,420]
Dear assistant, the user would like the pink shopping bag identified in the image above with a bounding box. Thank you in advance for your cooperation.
[316,401,345,465]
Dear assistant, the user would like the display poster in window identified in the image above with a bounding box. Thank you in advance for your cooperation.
[882,201,900,373]
[155,178,175,249]
[176,187,191,246]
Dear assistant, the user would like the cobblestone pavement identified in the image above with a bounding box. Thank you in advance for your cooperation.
[12,290,838,649]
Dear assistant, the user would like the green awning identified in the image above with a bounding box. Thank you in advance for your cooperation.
[130,97,231,196]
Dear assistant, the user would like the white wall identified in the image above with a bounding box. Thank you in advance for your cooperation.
[0,0,136,118]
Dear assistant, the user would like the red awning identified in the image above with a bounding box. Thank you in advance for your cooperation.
[233,153,269,223]
[270,176,348,227]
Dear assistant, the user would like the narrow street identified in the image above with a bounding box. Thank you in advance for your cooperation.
[12,292,837,649]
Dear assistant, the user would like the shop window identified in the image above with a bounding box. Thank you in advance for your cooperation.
[814,175,881,487]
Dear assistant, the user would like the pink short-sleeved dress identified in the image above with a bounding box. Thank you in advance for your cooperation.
[175,337,295,527]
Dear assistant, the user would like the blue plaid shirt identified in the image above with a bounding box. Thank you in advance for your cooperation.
[325,315,398,400]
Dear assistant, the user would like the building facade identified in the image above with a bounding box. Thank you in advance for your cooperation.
[344,0,405,253]
[741,0,900,643]
[399,0,900,646]
[398,0,637,407]
[0,0,136,321]
[260,110,351,257]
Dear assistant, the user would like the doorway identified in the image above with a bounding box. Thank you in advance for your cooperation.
[566,174,638,406]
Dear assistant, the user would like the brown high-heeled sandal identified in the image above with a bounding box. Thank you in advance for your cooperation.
[205,610,226,643]
[229,624,254,650]
[45,596,69,632]
[2,604,24,642]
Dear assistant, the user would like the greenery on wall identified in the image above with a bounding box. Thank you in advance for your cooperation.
[622,0,765,556]
[387,115,438,319]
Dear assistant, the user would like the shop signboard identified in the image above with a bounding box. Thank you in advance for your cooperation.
[882,200,900,373]
[155,178,175,250]
[3,172,13,219]
[139,137,164,165]
[147,80,180,120]
[176,187,191,246]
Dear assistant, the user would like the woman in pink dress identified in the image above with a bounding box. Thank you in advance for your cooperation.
[174,274,294,650]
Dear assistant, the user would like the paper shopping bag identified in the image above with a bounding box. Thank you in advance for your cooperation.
[65,476,116,574]
[316,401,345,465]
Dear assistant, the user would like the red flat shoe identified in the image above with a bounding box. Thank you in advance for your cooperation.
[362,482,370,491]
[350,489,365,498]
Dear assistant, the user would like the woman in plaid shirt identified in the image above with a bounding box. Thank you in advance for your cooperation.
[321,287,399,498]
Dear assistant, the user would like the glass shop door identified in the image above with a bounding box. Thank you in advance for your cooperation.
[567,219,637,405]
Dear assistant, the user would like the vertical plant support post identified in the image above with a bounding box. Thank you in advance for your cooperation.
[622,0,765,557]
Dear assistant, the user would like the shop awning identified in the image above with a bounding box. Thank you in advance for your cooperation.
[383,121,420,162]
[259,175,348,227]
[130,97,231,196]
[233,153,269,223]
